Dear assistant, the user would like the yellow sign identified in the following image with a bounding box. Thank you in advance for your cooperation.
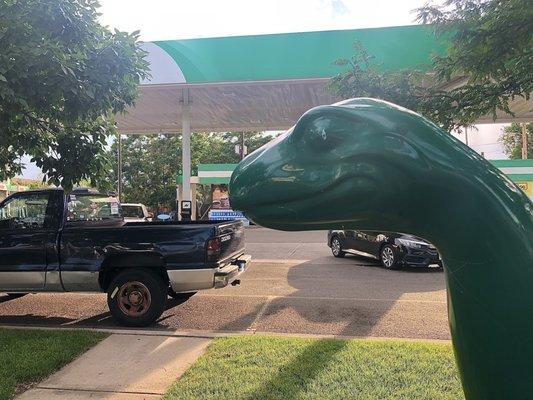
[516,181,533,198]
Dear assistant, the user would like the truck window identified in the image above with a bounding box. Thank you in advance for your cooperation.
[122,205,144,218]
[0,193,50,230]
[67,194,122,222]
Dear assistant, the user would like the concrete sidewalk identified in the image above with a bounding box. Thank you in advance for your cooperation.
[17,334,210,400]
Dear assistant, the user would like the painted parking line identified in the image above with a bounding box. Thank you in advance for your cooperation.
[196,293,446,304]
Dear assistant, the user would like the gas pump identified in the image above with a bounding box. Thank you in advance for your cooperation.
[180,200,192,221]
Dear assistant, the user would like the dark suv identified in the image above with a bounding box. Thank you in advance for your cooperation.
[327,230,441,269]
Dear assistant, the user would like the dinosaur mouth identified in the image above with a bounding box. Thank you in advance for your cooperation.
[234,173,379,215]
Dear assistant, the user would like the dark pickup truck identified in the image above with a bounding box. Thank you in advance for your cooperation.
[0,188,250,326]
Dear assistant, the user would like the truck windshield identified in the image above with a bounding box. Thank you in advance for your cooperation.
[67,194,121,222]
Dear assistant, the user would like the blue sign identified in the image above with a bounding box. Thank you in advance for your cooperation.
[208,209,249,225]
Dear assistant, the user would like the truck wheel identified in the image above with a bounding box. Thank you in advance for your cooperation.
[168,288,196,301]
[107,269,167,327]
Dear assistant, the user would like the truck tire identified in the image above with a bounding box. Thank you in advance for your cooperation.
[107,269,167,327]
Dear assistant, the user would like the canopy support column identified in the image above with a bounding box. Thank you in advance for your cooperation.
[181,88,192,202]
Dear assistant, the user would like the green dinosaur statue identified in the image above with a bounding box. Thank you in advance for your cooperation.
[229,98,533,399]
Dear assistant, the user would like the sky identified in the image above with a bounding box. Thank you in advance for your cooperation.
[97,0,432,41]
[18,0,508,179]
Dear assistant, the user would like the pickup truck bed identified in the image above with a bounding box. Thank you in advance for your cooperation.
[0,188,251,326]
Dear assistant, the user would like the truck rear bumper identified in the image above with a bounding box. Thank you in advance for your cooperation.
[168,254,252,293]
[214,254,251,289]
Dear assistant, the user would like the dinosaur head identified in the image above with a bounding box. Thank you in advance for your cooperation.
[232,99,533,399]
[229,98,500,233]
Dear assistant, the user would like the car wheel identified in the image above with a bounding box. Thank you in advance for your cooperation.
[107,269,167,327]
[6,293,27,299]
[168,288,196,300]
[380,245,400,269]
[331,236,346,258]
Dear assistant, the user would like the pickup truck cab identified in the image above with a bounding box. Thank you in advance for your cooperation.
[0,188,250,326]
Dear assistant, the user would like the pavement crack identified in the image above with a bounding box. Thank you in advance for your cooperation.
[287,243,303,257]
[247,296,274,332]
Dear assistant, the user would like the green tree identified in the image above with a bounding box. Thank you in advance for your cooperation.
[107,132,273,211]
[500,123,533,159]
[330,0,532,131]
[0,0,149,189]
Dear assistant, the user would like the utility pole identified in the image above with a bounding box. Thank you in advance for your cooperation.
[521,123,528,159]
[117,133,122,201]
[464,126,469,146]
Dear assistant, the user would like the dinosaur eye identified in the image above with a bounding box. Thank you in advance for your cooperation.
[302,115,355,151]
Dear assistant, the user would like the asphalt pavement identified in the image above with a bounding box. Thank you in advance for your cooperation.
[0,227,449,339]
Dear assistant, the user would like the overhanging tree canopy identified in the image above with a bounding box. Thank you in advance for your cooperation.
[0,0,148,189]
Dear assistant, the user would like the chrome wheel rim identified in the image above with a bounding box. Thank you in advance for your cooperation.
[332,238,341,255]
[382,247,395,268]
[117,281,151,317]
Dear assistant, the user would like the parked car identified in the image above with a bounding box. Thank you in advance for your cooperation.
[0,188,251,326]
[121,203,152,222]
[327,230,441,269]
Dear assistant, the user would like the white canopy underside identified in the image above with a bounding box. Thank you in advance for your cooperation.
[116,79,533,134]
[116,79,337,133]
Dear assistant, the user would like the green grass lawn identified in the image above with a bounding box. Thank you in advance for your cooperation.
[164,336,464,400]
[0,328,106,400]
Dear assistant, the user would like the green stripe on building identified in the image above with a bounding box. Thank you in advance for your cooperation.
[504,174,533,181]
[198,164,238,171]
[178,161,533,186]
[490,160,533,168]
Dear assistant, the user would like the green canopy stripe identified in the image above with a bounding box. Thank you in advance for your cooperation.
[150,25,447,84]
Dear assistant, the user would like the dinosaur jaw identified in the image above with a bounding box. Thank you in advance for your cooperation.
[231,174,386,230]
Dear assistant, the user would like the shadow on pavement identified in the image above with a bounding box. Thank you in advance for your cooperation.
[219,254,445,338]
[0,253,446,338]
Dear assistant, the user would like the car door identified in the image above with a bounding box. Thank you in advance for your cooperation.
[343,230,359,250]
[0,192,55,290]
[354,231,378,255]
[363,232,383,257]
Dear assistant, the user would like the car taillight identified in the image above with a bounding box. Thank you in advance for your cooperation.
[206,237,221,262]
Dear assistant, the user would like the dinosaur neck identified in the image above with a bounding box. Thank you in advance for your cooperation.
[414,179,533,399]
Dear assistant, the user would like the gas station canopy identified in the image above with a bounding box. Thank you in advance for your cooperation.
[115,24,532,205]
[116,24,447,134]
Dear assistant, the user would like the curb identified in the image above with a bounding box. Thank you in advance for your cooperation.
[0,324,451,343]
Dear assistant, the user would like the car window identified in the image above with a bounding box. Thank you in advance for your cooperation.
[122,206,144,218]
[0,193,50,230]
[67,194,121,222]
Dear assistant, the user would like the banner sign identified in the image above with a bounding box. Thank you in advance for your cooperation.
[208,209,249,225]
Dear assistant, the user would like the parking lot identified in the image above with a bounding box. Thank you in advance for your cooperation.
[0,228,449,339]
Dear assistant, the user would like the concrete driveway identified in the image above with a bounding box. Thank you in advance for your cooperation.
[0,228,449,339]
